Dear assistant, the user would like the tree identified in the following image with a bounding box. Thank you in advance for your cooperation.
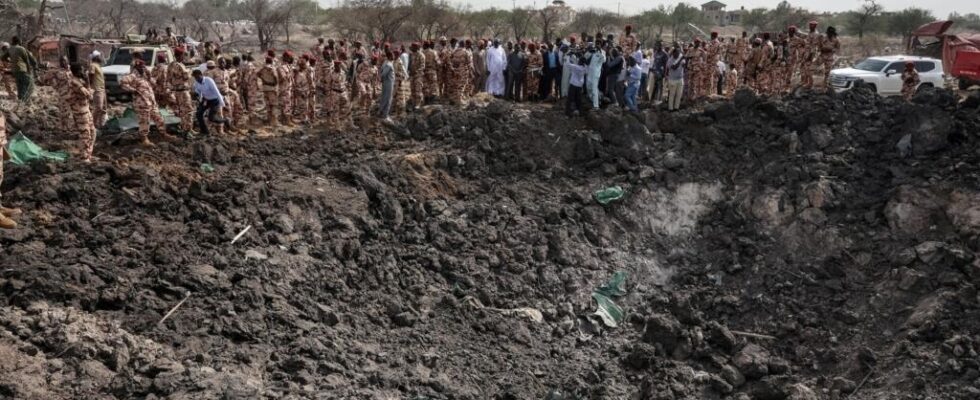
[669,2,702,39]
[568,7,620,39]
[508,7,535,41]
[537,3,563,43]
[740,7,768,33]
[886,8,934,42]
[949,12,980,31]
[634,5,669,44]
[238,0,286,50]
[464,8,509,39]
[846,0,883,40]
[341,0,415,42]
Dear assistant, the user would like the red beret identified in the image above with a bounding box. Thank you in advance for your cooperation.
[266,49,275,57]
[625,24,633,30]
[283,50,294,58]
[808,20,818,26]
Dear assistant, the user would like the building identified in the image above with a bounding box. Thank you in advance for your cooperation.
[701,1,744,27]
[547,0,576,28]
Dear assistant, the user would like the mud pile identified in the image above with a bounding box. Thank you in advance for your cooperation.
[1,84,979,399]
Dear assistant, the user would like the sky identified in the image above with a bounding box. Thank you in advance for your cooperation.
[447,0,977,19]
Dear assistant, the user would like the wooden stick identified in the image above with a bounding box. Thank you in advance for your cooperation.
[850,368,874,398]
[230,225,252,244]
[157,293,191,326]
[731,330,777,340]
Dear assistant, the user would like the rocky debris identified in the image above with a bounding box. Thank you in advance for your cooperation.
[2,85,980,399]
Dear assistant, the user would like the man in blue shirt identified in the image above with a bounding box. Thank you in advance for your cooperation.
[542,44,560,100]
[192,69,229,135]
[651,43,669,103]
[624,57,643,112]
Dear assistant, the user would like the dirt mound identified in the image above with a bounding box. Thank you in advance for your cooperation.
[1,87,979,399]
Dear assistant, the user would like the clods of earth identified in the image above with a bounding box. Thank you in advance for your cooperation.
[2,85,980,399]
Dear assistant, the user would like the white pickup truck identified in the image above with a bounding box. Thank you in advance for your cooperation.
[829,55,945,96]
[103,45,175,100]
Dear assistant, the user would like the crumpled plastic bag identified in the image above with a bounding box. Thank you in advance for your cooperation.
[5,133,68,165]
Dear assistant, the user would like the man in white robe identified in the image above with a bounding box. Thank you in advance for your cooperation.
[486,39,507,96]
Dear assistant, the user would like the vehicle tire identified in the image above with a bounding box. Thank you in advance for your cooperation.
[866,83,877,94]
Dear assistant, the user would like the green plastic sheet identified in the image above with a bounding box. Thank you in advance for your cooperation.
[102,107,181,135]
[200,163,215,173]
[5,133,69,165]
[594,186,625,205]
[592,271,628,328]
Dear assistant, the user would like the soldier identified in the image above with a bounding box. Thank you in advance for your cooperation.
[237,54,258,122]
[326,60,353,129]
[151,53,173,109]
[757,33,775,95]
[901,61,919,101]
[317,49,334,118]
[393,46,410,114]
[257,57,279,126]
[438,37,452,98]
[787,26,806,89]
[0,43,16,98]
[408,42,426,109]
[89,53,107,127]
[745,38,763,93]
[311,38,325,61]
[619,24,638,56]
[735,32,749,81]
[203,60,227,134]
[802,21,822,89]
[818,26,840,89]
[447,40,469,104]
[168,49,194,134]
[165,27,179,49]
[293,55,315,124]
[423,41,440,103]
[473,40,487,96]
[221,58,246,132]
[687,39,704,99]
[524,43,543,101]
[706,31,723,96]
[277,51,296,126]
[770,34,789,96]
[724,62,738,97]
[40,57,74,132]
[356,54,377,112]
[120,60,169,146]
[0,111,21,229]
[67,64,96,162]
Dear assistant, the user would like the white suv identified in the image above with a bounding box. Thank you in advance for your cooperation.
[829,55,945,96]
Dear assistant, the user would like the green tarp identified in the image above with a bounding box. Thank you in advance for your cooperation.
[5,133,69,164]
[592,271,628,328]
[102,107,181,135]
[594,186,625,205]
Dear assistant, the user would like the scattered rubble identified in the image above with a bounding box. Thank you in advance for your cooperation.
[1,84,980,398]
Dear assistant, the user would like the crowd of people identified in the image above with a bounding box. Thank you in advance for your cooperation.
[0,20,933,230]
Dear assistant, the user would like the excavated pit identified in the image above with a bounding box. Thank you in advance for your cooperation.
[1,86,980,399]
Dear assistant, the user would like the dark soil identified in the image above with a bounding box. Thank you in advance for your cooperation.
[1,84,980,399]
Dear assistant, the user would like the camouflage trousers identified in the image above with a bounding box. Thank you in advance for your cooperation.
[902,83,916,101]
[0,74,14,98]
[91,89,107,127]
[172,90,194,132]
[224,90,245,128]
[328,92,352,129]
[357,82,373,111]
[72,106,96,160]
[757,68,772,96]
[799,60,814,88]
[57,96,74,133]
[410,76,425,108]
[818,56,834,88]
[724,74,738,97]
[262,90,278,125]
[525,71,541,100]
[395,79,410,114]
[293,89,314,122]
[688,69,702,99]
[424,70,439,98]
[705,66,718,96]
[134,101,165,139]
[155,88,174,109]
[279,86,293,123]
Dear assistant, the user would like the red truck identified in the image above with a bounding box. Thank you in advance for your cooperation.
[908,20,980,90]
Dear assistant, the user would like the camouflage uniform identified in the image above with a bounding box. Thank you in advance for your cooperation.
[316,61,333,118]
[293,62,315,123]
[42,68,74,132]
[735,37,749,79]
[409,49,426,108]
[619,34,638,56]
[204,67,227,134]
[817,36,840,89]
[0,60,15,98]
[724,68,738,97]
[524,48,543,101]
[326,68,352,128]
[356,61,377,112]
[257,64,279,126]
[705,38,723,95]
[167,61,194,133]
[448,47,472,104]
[802,30,823,89]
[901,69,919,101]
[238,59,258,118]
[393,55,410,114]
[277,62,295,124]
[757,42,774,95]
[67,76,95,161]
[423,48,440,99]
[438,46,451,98]
[119,73,165,140]
[770,45,788,95]
[689,46,705,99]
[151,64,173,108]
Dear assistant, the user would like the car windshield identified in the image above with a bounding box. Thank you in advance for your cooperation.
[109,49,154,66]
[853,59,889,72]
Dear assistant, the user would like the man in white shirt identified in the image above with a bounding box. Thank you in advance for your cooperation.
[192,69,228,135]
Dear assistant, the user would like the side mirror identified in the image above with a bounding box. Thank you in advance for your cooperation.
[886,69,897,76]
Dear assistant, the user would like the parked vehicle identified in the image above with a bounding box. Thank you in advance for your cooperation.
[908,20,980,90]
[829,56,945,96]
[103,45,174,99]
